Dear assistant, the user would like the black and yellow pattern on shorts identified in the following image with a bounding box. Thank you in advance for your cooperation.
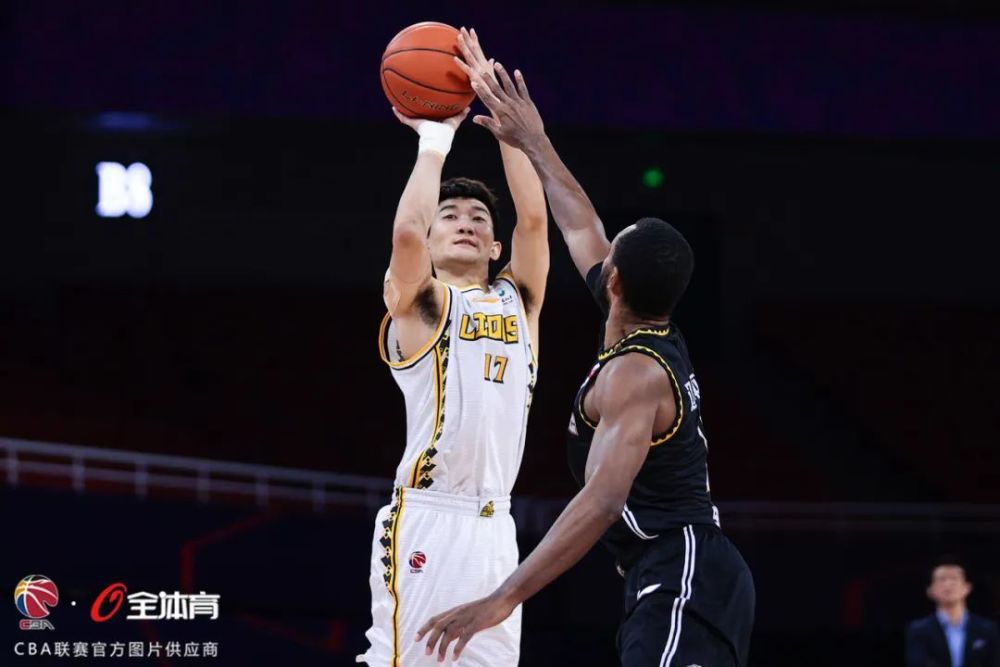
[378,487,406,666]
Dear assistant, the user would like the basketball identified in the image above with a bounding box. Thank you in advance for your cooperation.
[380,22,474,120]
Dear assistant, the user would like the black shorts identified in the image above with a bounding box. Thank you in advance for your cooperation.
[617,524,755,667]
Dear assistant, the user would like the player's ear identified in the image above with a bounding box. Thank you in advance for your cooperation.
[490,241,502,261]
[607,265,623,295]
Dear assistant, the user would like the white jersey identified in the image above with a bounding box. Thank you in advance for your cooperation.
[378,273,536,498]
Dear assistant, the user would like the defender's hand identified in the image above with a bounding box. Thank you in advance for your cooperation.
[454,50,545,152]
[415,593,516,662]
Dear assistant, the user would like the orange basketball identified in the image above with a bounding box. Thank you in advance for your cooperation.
[380,22,474,120]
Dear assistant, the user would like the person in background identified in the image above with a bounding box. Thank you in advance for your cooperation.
[906,559,999,667]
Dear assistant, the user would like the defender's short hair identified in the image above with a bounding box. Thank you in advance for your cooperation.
[611,217,694,318]
[439,177,500,229]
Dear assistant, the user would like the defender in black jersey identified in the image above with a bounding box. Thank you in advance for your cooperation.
[568,257,755,666]
[417,53,754,666]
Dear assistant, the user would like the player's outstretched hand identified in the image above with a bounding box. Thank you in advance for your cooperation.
[455,27,499,87]
[415,593,516,662]
[454,30,544,152]
[392,106,470,133]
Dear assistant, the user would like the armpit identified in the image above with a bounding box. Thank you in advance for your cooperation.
[415,284,440,327]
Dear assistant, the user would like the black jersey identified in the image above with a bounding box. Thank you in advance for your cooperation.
[567,264,720,567]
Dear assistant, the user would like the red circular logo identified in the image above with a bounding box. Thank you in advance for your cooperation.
[91,582,128,623]
[409,551,427,570]
[14,575,59,619]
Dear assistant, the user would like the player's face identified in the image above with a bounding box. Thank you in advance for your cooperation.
[597,225,637,312]
[927,566,972,606]
[428,198,501,269]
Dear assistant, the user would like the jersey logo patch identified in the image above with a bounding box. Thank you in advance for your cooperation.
[479,501,495,518]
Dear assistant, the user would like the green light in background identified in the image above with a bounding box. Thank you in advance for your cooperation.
[642,167,664,189]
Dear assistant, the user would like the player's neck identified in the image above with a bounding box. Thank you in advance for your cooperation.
[938,602,967,625]
[603,306,670,349]
[435,264,490,291]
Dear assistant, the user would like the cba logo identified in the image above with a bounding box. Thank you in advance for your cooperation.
[14,575,58,630]
[408,551,427,573]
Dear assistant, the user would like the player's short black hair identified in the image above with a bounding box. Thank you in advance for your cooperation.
[439,177,500,230]
[932,555,969,581]
[610,217,694,319]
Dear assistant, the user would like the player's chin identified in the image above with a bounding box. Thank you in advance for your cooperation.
[447,246,485,264]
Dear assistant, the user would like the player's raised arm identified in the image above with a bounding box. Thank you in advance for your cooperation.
[458,52,611,279]
[385,108,468,320]
[455,29,549,321]
[415,354,667,662]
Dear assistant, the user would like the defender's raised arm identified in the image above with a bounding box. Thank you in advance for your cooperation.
[458,56,611,278]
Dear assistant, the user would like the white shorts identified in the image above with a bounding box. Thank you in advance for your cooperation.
[357,487,521,667]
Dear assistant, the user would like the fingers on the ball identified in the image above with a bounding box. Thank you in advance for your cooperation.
[456,37,473,62]
[458,27,483,63]
[470,28,485,56]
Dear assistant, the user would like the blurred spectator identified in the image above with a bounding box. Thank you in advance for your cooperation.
[905,560,999,667]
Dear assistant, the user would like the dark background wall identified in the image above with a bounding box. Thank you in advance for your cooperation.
[4,118,996,503]
[3,1,999,665]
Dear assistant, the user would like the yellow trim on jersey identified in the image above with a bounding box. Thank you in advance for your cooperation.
[617,344,684,445]
[587,344,684,445]
[598,326,670,361]
[578,397,599,431]
[408,342,445,488]
[389,488,405,667]
[378,283,451,370]
[495,272,537,366]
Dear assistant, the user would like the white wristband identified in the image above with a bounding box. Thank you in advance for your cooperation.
[416,120,456,157]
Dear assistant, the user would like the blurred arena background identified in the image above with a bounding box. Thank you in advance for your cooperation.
[2,1,999,664]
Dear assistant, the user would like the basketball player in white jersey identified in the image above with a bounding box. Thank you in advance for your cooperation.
[357,29,548,667]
